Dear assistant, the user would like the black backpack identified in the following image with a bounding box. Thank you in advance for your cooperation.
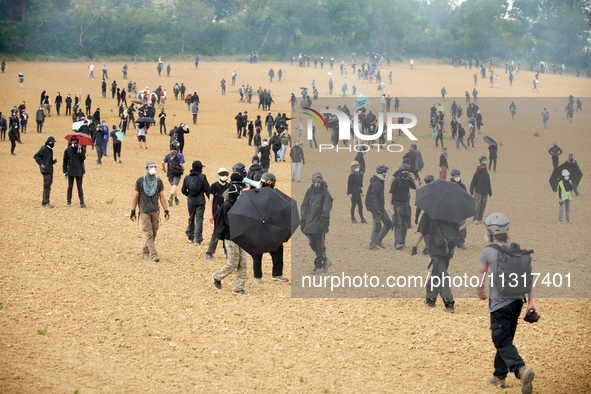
[487,243,533,298]
[168,151,184,176]
[433,220,460,253]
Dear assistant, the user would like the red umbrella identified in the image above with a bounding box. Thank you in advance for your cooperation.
[65,132,93,146]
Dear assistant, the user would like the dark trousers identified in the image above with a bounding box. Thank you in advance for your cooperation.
[186,204,205,243]
[0,129,5,140]
[272,149,279,162]
[10,139,16,153]
[42,172,53,205]
[67,176,84,204]
[252,244,284,278]
[370,211,392,248]
[307,233,326,269]
[248,134,253,146]
[160,123,166,134]
[56,103,61,115]
[552,156,559,168]
[113,143,121,161]
[490,299,525,380]
[435,133,443,147]
[426,254,454,305]
[36,121,43,133]
[96,146,103,164]
[237,126,242,138]
[489,157,497,172]
[350,193,364,220]
[65,105,71,116]
[393,202,410,246]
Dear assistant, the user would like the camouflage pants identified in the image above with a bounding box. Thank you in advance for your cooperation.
[213,240,247,292]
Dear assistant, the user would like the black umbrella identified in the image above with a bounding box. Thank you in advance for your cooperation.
[549,162,583,192]
[483,136,497,146]
[228,187,300,255]
[415,180,475,222]
[136,117,155,124]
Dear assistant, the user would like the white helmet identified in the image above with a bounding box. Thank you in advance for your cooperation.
[484,213,510,235]
[562,169,570,177]
[218,167,229,182]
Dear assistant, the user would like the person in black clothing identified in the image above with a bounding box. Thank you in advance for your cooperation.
[389,163,418,249]
[54,92,62,115]
[92,121,107,165]
[247,156,265,180]
[65,94,72,116]
[34,136,58,207]
[8,125,18,155]
[101,79,107,98]
[413,174,435,255]
[159,109,166,135]
[252,173,289,283]
[235,112,244,138]
[411,210,456,313]
[450,169,467,249]
[110,125,122,163]
[205,168,230,260]
[36,106,45,133]
[63,137,87,208]
[470,156,492,223]
[548,142,562,168]
[168,123,189,154]
[354,150,366,183]
[259,139,271,171]
[181,160,210,245]
[488,144,498,172]
[301,171,333,275]
[0,114,6,141]
[269,132,281,163]
[366,165,392,251]
[248,121,255,146]
[85,94,92,117]
[111,81,117,99]
[348,160,366,224]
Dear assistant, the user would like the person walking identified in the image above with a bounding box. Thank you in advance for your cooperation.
[564,154,579,195]
[470,156,492,224]
[389,163,418,249]
[279,129,291,162]
[205,168,230,260]
[191,100,199,125]
[8,123,19,155]
[488,143,498,172]
[62,136,87,208]
[439,147,448,180]
[366,165,392,251]
[475,213,537,393]
[290,142,305,182]
[348,160,366,224]
[92,121,107,165]
[541,108,549,128]
[456,123,468,149]
[130,161,170,262]
[449,169,468,249]
[54,92,62,116]
[181,160,210,245]
[212,183,248,295]
[548,142,562,168]
[269,132,281,163]
[509,101,516,120]
[301,171,333,275]
[110,124,122,163]
[161,141,185,207]
[557,169,573,224]
[159,109,166,135]
[36,106,45,133]
[0,113,6,142]
[34,136,57,208]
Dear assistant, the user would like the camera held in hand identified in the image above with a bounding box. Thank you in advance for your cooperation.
[523,309,540,324]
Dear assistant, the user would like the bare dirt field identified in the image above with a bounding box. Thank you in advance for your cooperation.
[0,59,590,393]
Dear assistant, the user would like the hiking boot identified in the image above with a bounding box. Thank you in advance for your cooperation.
[142,253,150,259]
[168,196,173,206]
[175,196,179,205]
[488,376,506,389]
[272,276,289,282]
[369,246,380,252]
[518,366,534,394]
[254,278,263,284]
[194,241,203,246]
[322,259,333,272]
[424,298,436,307]
[205,252,215,260]
[42,203,54,209]
[80,204,87,208]
[310,267,324,275]
[187,237,193,244]
[444,304,455,313]
[376,241,386,249]
[360,218,368,224]
[212,274,222,290]
[395,244,404,250]
[351,218,358,224]
[233,289,248,295]
[152,256,160,262]
[67,203,71,207]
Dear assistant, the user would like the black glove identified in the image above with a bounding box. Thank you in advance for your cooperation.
[52,159,57,164]
[411,246,418,256]
[164,210,170,220]
[40,164,46,170]
[130,209,137,222]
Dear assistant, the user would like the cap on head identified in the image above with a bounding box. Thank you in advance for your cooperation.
[312,171,323,180]
[146,160,157,169]
[484,213,510,235]
[46,136,56,144]
[218,167,228,175]
[192,160,204,171]
[399,163,411,172]
[451,168,461,176]
[252,155,260,164]
[479,155,487,162]
[230,173,243,183]
[424,174,435,184]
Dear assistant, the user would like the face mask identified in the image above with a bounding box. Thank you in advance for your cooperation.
[47,143,54,149]
[564,176,569,180]
[71,143,78,148]
[313,181,321,188]
[454,176,461,182]
[378,173,387,180]
[148,168,157,175]
[220,176,228,182]
[354,167,360,172]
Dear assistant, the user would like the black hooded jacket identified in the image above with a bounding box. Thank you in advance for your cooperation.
[63,146,86,177]
[365,175,385,213]
[34,144,55,174]
[181,168,210,206]
[300,181,333,234]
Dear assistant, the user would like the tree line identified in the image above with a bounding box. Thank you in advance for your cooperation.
[0,0,589,67]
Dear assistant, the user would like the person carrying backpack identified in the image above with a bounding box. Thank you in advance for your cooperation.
[161,141,185,206]
[475,213,537,393]
[212,183,248,295]
[269,132,282,163]
[470,156,492,224]
[181,160,210,246]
